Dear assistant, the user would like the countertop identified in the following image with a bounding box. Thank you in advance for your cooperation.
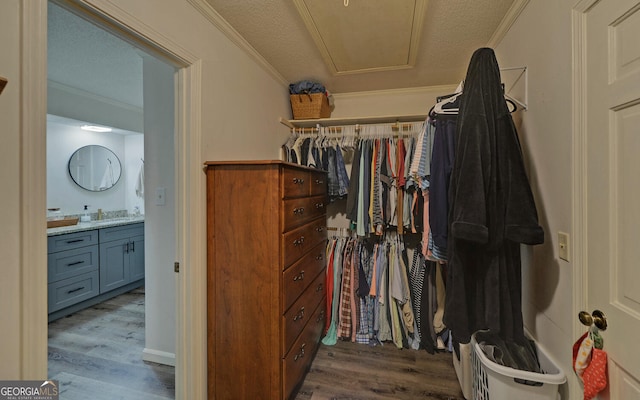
[47,215,145,236]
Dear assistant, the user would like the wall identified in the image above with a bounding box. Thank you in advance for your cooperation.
[46,117,144,216]
[0,0,23,379]
[124,134,145,215]
[141,53,176,365]
[494,0,575,397]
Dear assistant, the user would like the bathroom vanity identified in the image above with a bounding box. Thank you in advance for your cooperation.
[47,216,144,321]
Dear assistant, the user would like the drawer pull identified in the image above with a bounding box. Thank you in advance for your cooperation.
[315,202,324,209]
[293,306,305,322]
[292,177,305,185]
[316,283,324,292]
[316,311,325,323]
[315,254,323,261]
[315,226,324,233]
[314,179,324,185]
[67,261,84,267]
[293,270,305,282]
[67,286,85,294]
[293,343,306,362]
[66,239,84,244]
[293,207,305,215]
[293,236,305,246]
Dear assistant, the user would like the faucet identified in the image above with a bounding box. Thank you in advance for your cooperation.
[97,208,103,220]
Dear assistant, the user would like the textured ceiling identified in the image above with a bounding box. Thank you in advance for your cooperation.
[205,0,517,93]
[47,0,519,112]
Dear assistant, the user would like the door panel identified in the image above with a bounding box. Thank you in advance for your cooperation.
[586,0,640,397]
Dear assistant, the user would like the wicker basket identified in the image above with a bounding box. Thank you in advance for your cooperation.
[290,93,331,119]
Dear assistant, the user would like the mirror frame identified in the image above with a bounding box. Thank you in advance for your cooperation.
[68,144,122,192]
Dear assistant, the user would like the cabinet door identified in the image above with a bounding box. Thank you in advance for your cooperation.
[128,234,145,282]
[99,238,129,293]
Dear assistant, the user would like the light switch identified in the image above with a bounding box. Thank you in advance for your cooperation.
[558,231,569,262]
[155,187,166,206]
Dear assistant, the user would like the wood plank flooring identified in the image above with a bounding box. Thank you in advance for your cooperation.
[48,289,464,400]
[47,288,175,400]
[295,341,465,400]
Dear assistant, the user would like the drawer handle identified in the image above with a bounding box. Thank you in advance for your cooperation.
[66,239,84,244]
[293,236,305,246]
[315,179,324,185]
[315,254,323,261]
[293,306,305,322]
[293,270,305,282]
[293,343,306,362]
[316,283,324,292]
[315,226,324,233]
[315,203,324,209]
[316,311,325,323]
[67,261,84,267]
[293,207,305,215]
[292,177,305,185]
[67,286,85,294]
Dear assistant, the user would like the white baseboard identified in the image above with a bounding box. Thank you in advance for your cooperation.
[142,348,176,367]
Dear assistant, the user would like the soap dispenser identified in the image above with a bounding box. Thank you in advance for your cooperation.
[80,205,91,222]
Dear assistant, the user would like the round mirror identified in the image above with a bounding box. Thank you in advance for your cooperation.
[68,145,122,191]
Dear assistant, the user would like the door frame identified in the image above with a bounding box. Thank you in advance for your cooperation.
[571,0,597,396]
[24,1,207,398]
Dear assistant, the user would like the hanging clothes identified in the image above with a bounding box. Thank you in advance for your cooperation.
[443,48,544,346]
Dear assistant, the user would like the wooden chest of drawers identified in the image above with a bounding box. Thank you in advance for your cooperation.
[205,161,327,400]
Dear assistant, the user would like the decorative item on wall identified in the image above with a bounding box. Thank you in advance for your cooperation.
[0,76,7,95]
[68,144,122,191]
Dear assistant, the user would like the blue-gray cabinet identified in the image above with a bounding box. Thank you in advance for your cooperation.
[47,222,144,320]
[99,223,145,293]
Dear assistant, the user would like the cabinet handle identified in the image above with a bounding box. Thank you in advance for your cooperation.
[315,254,323,261]
[292,177,305,185]
[293,343,306,362]
[293,236,305,246]
[316,311,325,323]
[293,306,305,322]
[293,207,305,215]
[315,179,324,185]
[124,243,130,253]
[66,239,84,244]
[67,261,84,267]
[315,202,324,209]
[293,270,305,282]
[131,241,135,252]
[315,226,324,233]
[316,283,324,292]
[67,286,85,294]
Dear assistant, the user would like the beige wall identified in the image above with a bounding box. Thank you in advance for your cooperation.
[0,0,23,379]
[495,0,576,397]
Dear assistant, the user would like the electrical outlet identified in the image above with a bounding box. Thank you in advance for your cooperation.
[558,231,569,262]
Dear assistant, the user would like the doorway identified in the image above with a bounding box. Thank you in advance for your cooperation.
[46,0,177,396]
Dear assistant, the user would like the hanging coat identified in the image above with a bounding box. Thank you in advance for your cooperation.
[443,48,544,345]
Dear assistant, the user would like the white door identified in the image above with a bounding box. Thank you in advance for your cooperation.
[585,0,640,398]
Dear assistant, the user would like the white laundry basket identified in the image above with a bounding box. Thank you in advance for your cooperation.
[471,331,566,400]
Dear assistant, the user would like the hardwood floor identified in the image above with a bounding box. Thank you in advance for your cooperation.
[48,288,175,400]
[295,341,465,400]
[49,289,463,400]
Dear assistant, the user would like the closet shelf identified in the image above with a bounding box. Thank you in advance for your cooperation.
[279,114,428,129]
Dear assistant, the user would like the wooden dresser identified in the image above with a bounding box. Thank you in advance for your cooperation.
[205,160,327,400]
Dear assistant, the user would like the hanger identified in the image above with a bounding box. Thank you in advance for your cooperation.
[432,81,464,115]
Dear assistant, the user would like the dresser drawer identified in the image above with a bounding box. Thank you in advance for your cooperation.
[48,270,100,313]
[282,168,310,198]
[48,245,99,283]
[282,300,326,400]
[282,241,325,312]
[309,171,327,196]
[282,271,325,354]
[282,218,327,269]
[282,195,327,232]
[48,230,99,253]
